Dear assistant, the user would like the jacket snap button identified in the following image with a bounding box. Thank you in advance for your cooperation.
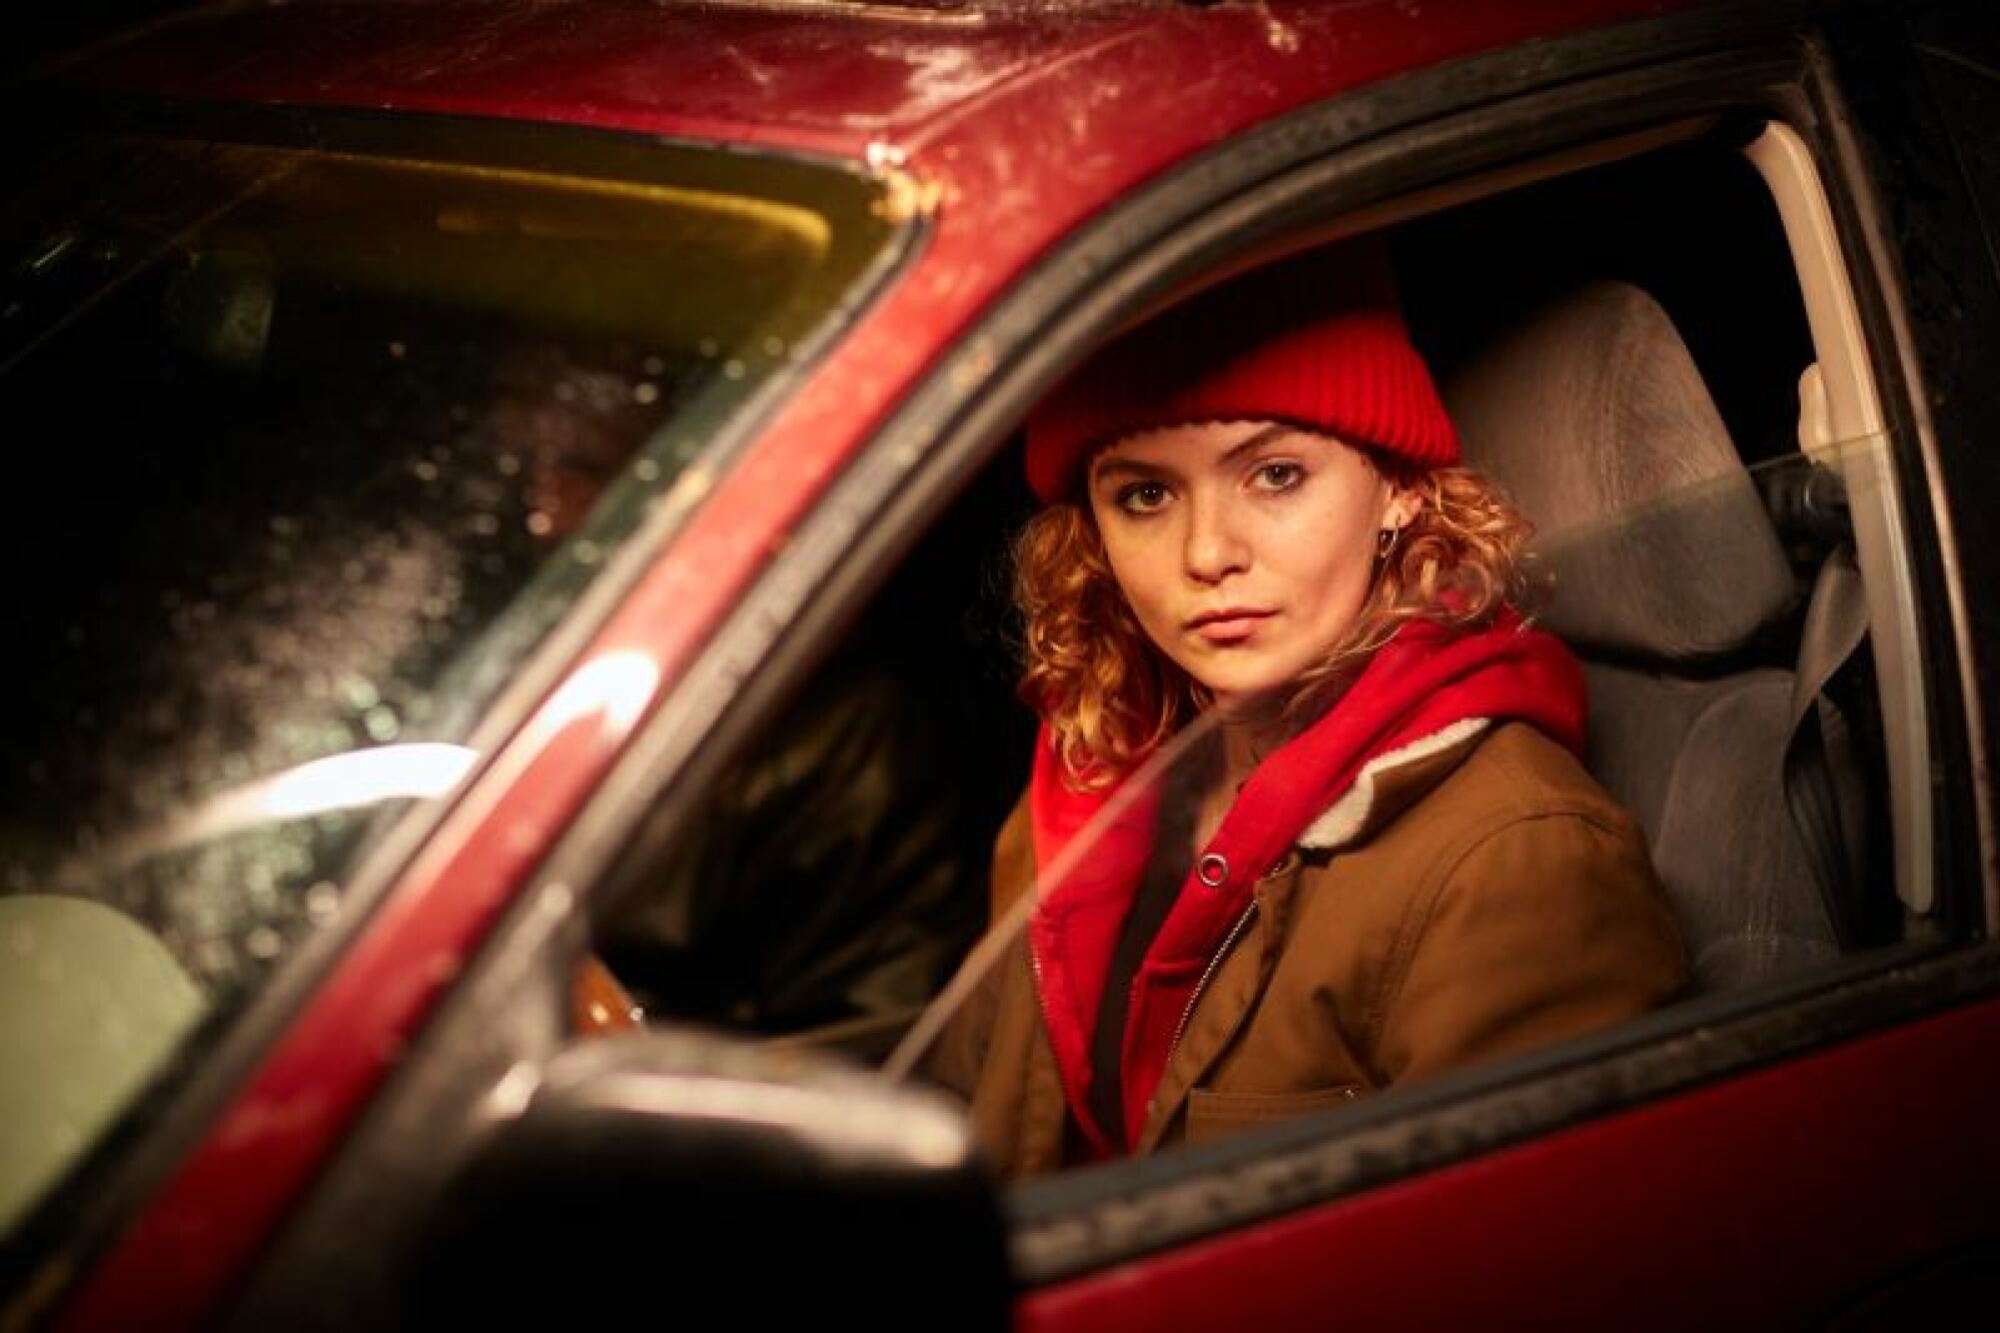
[1197,854,1229,887]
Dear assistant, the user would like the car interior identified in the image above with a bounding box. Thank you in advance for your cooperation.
[14,16,1993,1321]
[592,114,1931,1127]
[4,100,1925,1226]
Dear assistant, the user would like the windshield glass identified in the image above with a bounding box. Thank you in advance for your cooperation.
[0,110,905,1238]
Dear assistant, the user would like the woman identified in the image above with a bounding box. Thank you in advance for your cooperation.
[925,241,1686,1176]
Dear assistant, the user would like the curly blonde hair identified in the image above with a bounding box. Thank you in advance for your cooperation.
[1014,460,1536,788]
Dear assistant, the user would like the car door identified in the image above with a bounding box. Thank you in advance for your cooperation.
[997,9,2000,1330]
[147,5,2000,1331]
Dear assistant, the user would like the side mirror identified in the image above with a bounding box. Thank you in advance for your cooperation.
[411,1028,1011,1328]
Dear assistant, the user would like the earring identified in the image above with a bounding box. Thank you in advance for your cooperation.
[1376,527,1398,558]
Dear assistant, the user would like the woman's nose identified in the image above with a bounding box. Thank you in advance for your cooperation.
[1182,493,1249,584]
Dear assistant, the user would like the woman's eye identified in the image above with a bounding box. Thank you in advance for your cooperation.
[1253,461,1304,491]
[1117,481,1170,513]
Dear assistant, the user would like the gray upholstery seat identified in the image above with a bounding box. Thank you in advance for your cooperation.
[1444,281,1840,990]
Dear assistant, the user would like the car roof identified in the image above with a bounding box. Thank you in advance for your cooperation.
[58,0,1717,164]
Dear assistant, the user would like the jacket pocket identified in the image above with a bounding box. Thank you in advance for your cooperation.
[1184,1084,1363,1145]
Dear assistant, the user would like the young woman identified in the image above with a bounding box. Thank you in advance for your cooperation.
[926,241,1686,1176]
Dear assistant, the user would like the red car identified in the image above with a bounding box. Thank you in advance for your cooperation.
[5,1,1998,1328]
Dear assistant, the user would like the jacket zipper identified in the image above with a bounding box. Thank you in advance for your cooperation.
[1027,933,1114,1156]
[1164,899,1259,1066]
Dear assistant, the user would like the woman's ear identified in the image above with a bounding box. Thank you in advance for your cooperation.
[1382,480,1422,532]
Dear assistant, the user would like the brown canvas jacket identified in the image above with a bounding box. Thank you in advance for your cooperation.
[925,721,1687,1178]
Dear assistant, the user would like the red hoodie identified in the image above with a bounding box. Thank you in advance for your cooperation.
[1025,612,1586,1156]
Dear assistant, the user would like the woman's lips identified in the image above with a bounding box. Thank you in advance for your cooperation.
[1187,609,1274,644]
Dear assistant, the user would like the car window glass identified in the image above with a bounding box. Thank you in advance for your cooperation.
[0,117,903,1237]
[592,140,1936,1181]
[884,433,1914,1134]
[597,470,1034,1051]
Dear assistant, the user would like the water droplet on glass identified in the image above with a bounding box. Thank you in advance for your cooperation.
[762,335,786,357]
[722,359,745,380]
[363,705,399,741]
[344,678,381,711]
[633,382,660,405]
[633,458,661,483]
[305,881,340,925]
[413,460,440,483]
[388,340,407,359]
[573,541,602,566]
[195,939,232,976]
[643,354,665,376]
[497,452,521,477]
[698,338,719,358]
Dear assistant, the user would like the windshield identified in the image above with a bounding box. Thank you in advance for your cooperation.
[0,110,905,1238]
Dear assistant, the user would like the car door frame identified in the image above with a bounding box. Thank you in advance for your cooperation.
[212,4,2000,1329]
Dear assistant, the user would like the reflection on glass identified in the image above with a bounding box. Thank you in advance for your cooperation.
[889,442,1897,1170]
[0,113,903,1237]
[103,743,480,866]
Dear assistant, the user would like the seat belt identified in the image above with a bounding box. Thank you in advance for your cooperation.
[1783,541,1871,947]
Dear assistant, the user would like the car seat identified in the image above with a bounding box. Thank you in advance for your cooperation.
[0,893,205,1233]
[1443,281,1850,991]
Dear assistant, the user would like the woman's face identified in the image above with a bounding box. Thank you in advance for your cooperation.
[1087,420,1417,707]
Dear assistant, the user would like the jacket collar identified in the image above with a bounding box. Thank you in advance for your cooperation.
[1296,715,1493,853]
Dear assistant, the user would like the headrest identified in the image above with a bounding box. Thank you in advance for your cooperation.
[1443,282,1794,662]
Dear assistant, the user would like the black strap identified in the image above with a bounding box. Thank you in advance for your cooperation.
[1087,777,1200,1151]
[1783,543,1871,946]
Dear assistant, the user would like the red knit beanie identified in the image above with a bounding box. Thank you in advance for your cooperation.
[1024,237,1459,502]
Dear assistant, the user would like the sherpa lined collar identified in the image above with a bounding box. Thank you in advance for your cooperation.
[1297,715,1493,853]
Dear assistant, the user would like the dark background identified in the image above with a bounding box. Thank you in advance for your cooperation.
[8,2,193,80]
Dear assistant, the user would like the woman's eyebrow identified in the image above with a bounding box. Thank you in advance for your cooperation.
[1091,455,1172,484]
[1093,424,1298,486]
[1218,422,1297,464]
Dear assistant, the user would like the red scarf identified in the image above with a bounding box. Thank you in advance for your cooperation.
[1026,612,1585,1155]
